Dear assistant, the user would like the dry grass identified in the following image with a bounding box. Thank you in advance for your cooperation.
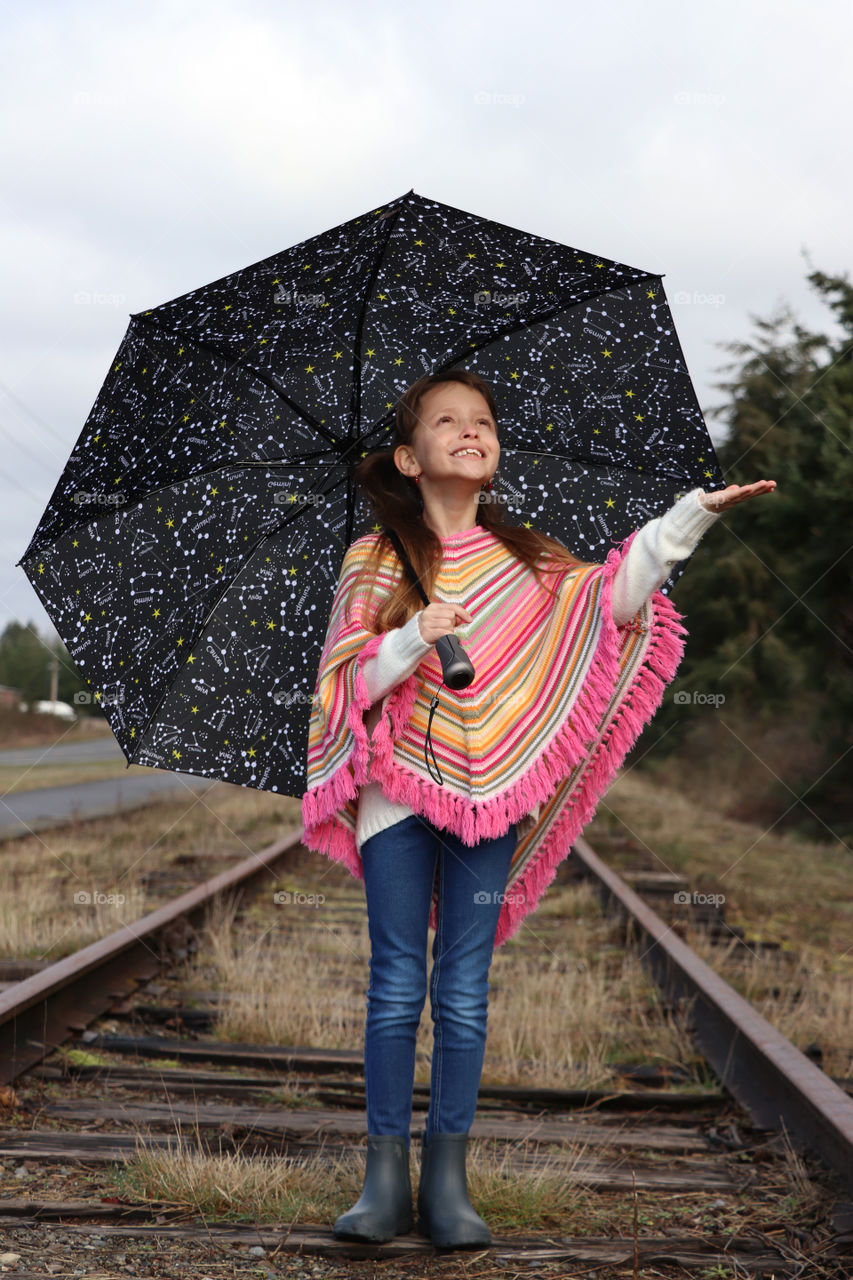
[482,881,701,1085]
[198,892,370,1050]
[597,765,853,961]
[588,767,853,1078]
[0,874,149,956]
[5,732,836,1241]
[193,879,704,1089]
[0,759,138,794]
[683,928,853,1078]
[108,1128,829,1240]
[0,706,114,750]
[4,721,849,1084]
[777,1122,826,1216]
[117,1137,362,1226]
[0,781,303,960]
[115,1129,602,1232]
[179,765,853,1088]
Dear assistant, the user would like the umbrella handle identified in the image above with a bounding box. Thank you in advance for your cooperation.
[435,633,475,690]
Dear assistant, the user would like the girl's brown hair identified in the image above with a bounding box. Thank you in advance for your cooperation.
[345,368,596,633]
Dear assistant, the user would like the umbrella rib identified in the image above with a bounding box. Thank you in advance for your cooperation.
[344,200,405,544]
[505,447,689,479]
[348,199,407,437]
[427,278,712,489]
[430,277,657,382]
[132,314,339,448]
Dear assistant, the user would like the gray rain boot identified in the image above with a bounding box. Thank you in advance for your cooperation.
[333,1134,413,1242]
[416,1130,491,1248]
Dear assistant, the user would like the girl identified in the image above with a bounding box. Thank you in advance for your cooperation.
[301,369,775,1249]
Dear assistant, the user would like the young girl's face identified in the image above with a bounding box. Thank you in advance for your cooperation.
[405,382,499,485]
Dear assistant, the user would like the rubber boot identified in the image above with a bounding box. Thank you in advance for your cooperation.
[333,1134,413,1242]
[416,1130,491,1248]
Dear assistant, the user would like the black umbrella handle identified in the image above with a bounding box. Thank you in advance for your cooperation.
[435,632,475,690]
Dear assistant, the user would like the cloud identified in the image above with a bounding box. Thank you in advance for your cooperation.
[1,0,851,634]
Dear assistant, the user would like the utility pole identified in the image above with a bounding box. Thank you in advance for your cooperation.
[47,654,58,703]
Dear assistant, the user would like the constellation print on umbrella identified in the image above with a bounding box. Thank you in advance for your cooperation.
[17,189,724,800]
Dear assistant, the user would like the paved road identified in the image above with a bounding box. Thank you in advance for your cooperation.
[0,769,217,841]
[0,735,127,767]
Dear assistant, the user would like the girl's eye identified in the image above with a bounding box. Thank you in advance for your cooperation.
[437,414,494,427]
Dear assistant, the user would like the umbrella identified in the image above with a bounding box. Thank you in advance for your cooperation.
[16,189,724,799]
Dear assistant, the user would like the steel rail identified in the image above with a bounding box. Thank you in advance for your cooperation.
[0,827,303,1081]
[3,817,853,1198]
[571,832,853,1191]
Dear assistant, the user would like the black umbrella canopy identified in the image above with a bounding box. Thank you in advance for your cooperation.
[17,189,723,797]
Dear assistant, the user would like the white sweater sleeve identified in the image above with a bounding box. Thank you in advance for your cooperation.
[361,493,720,696]
[611,489,721,627]
[361,611,434,703]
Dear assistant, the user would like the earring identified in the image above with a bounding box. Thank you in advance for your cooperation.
[413,473,421,484]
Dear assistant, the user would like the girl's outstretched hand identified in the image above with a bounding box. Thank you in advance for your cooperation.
[698,480,777,512]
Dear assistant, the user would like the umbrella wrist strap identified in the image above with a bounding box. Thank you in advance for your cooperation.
[425,691,444,785]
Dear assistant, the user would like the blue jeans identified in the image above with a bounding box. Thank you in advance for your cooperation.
[360,812,517,1145]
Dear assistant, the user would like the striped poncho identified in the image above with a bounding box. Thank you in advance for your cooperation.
[301,523,688,947]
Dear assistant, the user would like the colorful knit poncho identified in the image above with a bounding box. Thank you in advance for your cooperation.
[301,524,688,947]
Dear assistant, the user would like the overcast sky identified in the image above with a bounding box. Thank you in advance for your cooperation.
[2,0,851,648]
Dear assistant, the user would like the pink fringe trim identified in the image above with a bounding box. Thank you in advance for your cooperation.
[300,530,688,947]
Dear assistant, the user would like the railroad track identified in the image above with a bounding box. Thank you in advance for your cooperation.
[1,813,852,1278]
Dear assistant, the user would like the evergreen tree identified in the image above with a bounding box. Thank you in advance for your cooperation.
[0,621,51,704]
[644,268,853,834]
[0,620,93,712]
